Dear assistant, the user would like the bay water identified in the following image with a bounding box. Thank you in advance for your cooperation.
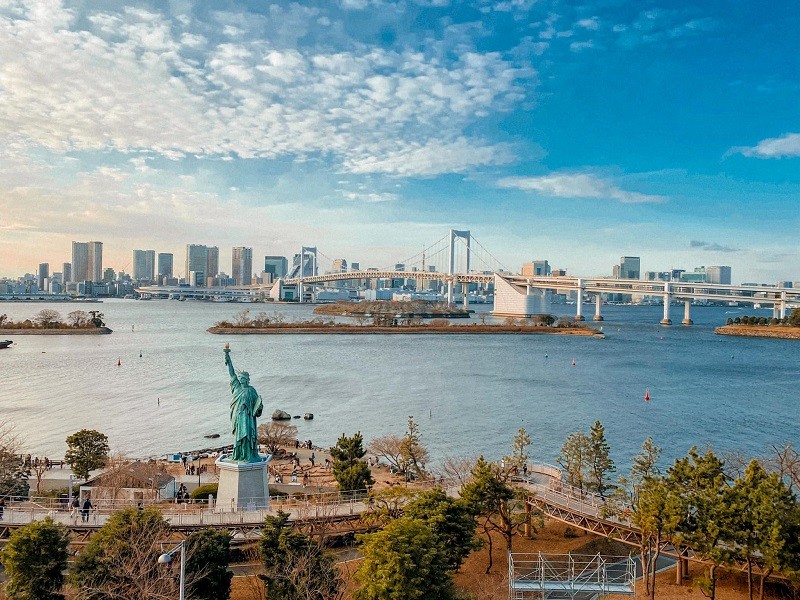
[1,300,797,471]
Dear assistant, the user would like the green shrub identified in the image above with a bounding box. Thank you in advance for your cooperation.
[191,483,218,500]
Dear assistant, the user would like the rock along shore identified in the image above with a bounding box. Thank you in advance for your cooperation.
[0,327,113,335]
[715,325,800,340]
[208,325,603,336]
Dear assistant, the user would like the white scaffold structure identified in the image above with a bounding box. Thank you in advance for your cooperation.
[509,553,636,600]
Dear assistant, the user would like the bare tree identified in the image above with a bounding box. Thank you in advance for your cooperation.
[258,422,298,455]
[368,435,405,472]
[435,456,477,487]
[0,420,29,498]
[67,310,90,328]
[234,308,251,326]
[768,442,800,493]
[34,309,63,328]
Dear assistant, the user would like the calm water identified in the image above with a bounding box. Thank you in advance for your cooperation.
[0,300,797,469]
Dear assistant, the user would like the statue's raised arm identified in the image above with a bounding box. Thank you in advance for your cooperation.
[224,346,237,386]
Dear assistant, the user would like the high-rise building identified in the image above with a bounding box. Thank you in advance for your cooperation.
[332,259,347,273]
[38,263,49,288]
[350,262,360,271]
[88,241,103,282]
[232,247,253,286]
[72,242,89,282]
[206,246,219,278]
[186,244,209,286]
[103,268,116,283]
[264,256,288,279]
[157,253,174,279]
[62,262,72,284]
[521,260,550,277]
[619,256,640,280]
[706,266,732,285]
[133,250,156,281]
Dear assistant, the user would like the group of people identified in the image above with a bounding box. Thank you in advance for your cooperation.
[69,496,94,522]
[294,439,314,450]
[175,483,192,503]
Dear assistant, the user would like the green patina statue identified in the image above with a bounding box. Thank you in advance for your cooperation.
[223,345,264,463]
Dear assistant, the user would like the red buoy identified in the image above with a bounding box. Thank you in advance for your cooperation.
[117,357,121,367]
[644,388,650,402]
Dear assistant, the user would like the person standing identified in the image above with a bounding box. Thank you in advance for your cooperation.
[310,452,315,467]
[0,496,5,520]
[81,497,92,522]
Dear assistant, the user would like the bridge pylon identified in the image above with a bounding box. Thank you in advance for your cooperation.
[447,230,471,304]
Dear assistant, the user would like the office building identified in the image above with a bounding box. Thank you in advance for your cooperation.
[350,262,360,271]
[62,262,72,285]
[264,256,288,279]
[521,260,550,277]
[332,258,347,273]
[618,256,640,280]
[706,266,732,285]
[133,250,156,281]
[232,246,253,286]
[103,268,116,283]
[38,263,49,289]
[185,244,209,287]
[157,253,174,279]
[206,246,219,278]
[88,241,103,282]
[680,267,707,283]
[71,241,89,282]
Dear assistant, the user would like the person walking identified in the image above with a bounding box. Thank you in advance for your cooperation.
[0,496,5,521]
[81,497,93,522]
[70,496,80,518]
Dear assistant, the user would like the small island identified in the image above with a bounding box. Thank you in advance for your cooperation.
[715,310,800,340]
[208,307,603,336]
[314,300,470,319]
[0,309,112,335]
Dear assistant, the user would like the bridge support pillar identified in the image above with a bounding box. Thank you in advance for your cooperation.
[463,283,469,310]
[447,281,454,305]
[575,279,585,321]
[682,300,693,325]
[773,304,780,319]
[660,283,672,325]
[593,295,603,321]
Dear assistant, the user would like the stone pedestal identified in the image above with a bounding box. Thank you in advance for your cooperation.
[215,455,271,512]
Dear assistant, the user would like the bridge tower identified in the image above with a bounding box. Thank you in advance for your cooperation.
[447,230,471,304]
[296,246,317,303]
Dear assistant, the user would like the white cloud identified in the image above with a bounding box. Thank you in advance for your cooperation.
[496,172,666,203]
[0,0,534,177]
[734,133,800,159]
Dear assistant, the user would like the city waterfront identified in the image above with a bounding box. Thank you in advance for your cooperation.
[1,300,797,467]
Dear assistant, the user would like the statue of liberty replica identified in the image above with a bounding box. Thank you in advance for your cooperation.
[215,344,271,511]
[224,345,263,462]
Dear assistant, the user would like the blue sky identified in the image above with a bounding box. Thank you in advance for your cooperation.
[0,0,798,283]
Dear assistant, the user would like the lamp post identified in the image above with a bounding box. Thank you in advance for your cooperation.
[157,540,185,600]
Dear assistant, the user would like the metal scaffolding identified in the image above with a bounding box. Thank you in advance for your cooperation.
[509,553,636,600]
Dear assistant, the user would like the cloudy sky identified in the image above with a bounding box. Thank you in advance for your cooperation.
[1,0,798,283]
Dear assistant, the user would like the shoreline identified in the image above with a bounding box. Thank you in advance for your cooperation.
[0,327,113,335]
[208,325,603,336]
[715,325,800,340]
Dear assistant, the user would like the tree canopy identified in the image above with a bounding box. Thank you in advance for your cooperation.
[259,511,342,600]
[65,429,109,480]
[330,432,374,491]
[1,517,69,600]
[354,518,455,600]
